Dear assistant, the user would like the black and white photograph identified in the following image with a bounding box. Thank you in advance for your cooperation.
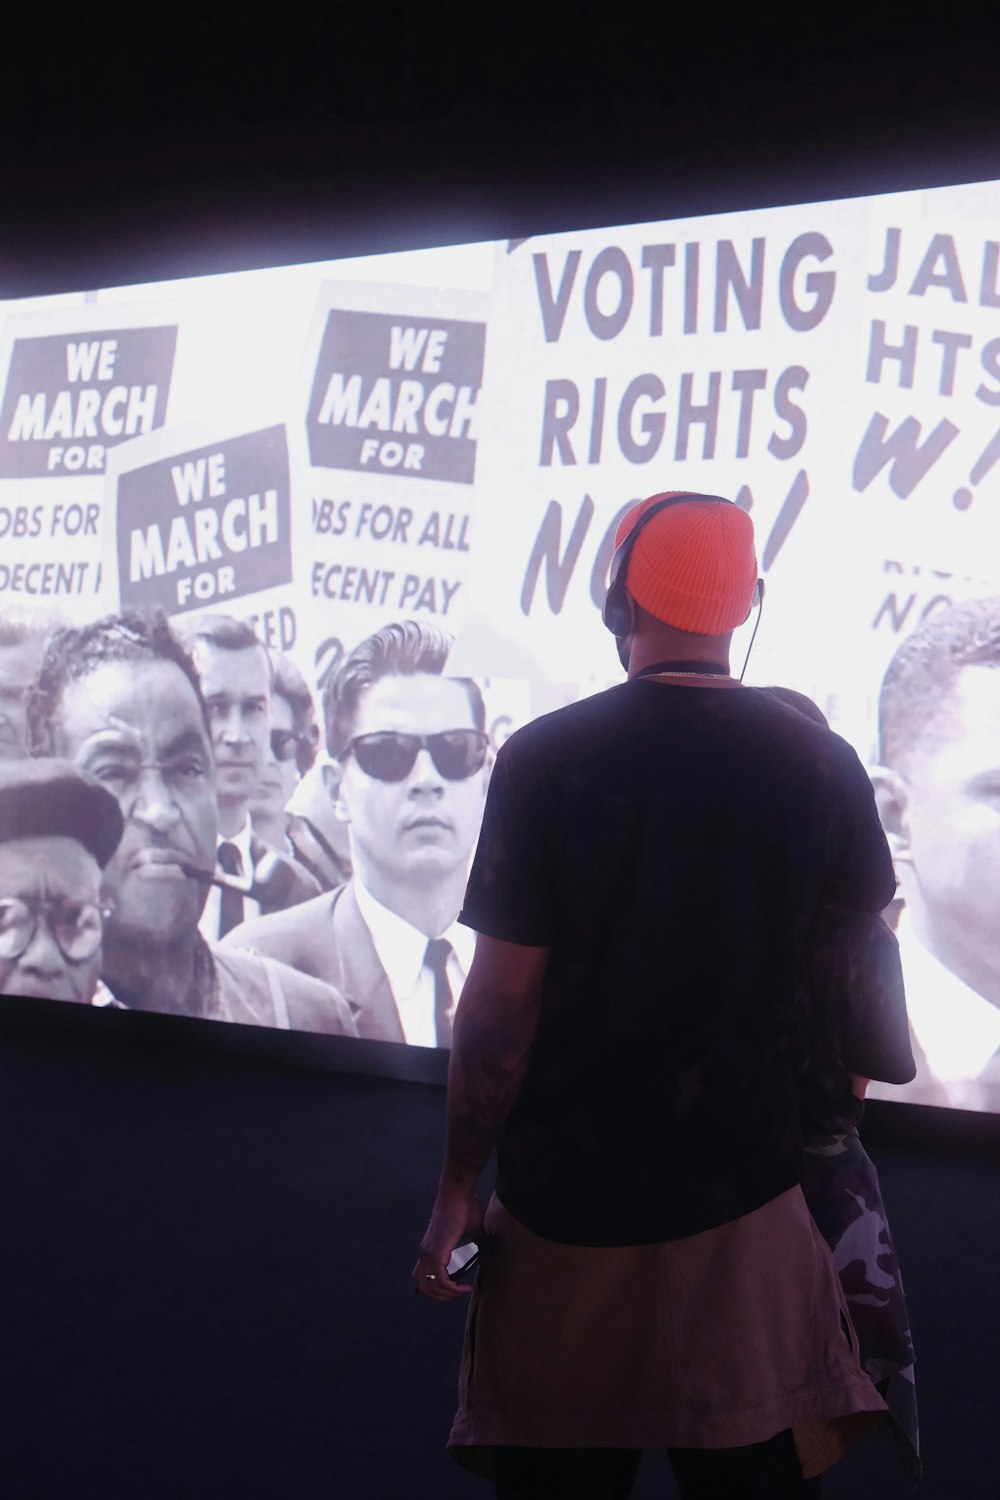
[3,188,1000,1114]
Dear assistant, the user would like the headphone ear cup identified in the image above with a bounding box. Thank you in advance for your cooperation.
[602,578,630,637]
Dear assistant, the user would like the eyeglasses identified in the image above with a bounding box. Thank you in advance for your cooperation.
[0,897,105,964]
[270,727,319,769]
[341,730,489,782]
[270,729,301,763]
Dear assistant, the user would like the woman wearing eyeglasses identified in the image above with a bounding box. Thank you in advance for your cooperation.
[0,759,124,1008]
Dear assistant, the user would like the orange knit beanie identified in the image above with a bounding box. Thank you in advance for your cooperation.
[614,491,758,635]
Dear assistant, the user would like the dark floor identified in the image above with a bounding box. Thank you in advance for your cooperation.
[0,998,996,1500]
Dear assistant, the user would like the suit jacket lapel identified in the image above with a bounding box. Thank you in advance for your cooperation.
[332,883,406,1043]
[249,832,322,913]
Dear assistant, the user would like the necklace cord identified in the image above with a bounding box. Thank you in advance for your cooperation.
[738,588,764,682]
[634,659,729,680]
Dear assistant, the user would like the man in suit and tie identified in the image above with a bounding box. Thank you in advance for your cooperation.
[223,621,490,1046]
[177,615,321,943]
[870,595,1000,1112]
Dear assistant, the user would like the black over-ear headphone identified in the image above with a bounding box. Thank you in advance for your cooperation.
[602,492,763,638]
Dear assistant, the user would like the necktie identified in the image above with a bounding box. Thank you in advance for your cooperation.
[217,841,245,938]
[424,937,454,1048]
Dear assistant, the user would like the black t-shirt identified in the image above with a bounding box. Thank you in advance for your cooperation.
[459,680,896,1247]
[799,906,915,1137]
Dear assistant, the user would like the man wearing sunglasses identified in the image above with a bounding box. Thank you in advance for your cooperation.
[0,758,123,1007]
[178,616,322,942]
[224,621,490,1047]
[249,649,347,890]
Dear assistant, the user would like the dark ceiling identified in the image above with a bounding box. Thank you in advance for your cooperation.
[3,5,998,294]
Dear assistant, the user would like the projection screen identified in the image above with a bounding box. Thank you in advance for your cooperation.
[1,177,999,1112]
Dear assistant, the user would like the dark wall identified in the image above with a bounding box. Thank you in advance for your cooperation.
[1,997,998,1500]
[4,8,1000,295]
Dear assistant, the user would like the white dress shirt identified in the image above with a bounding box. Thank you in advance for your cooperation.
[353,879,475,1048]
[198,819,262,944]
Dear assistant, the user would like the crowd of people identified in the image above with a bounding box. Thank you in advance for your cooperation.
[0,607,488,1043]
[2,580,1000,1114]
[2,584,1000,1105]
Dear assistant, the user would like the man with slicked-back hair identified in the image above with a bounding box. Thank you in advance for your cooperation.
[224,621,490,1047]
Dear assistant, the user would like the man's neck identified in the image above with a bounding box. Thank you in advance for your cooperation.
[627,631,731,679]
[356,865,466,938]
[250,810,287,851]
[218,801,249,839]
[102,933,202,1015]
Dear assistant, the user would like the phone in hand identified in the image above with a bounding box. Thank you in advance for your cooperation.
[446,1241,481,1281]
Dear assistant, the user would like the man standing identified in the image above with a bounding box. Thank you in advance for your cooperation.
[224,621,489,1046]
[0,615,47,760]
[178,616,320,942]
[0,759,122,1006]
[27,612,355,1035]
[870,595,1000,1111]
[415,493,895,1497]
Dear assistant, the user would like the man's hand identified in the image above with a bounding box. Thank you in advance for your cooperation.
[412,1190,486,1302]
[413,936,547,1303]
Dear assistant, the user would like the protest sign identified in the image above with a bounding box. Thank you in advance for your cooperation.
[0,324,175,480]
[453,188,1000,739]
[0,304,178,621]
[456,202,874,696]
[113,423,292,615]
[297,281,488,691]
[107,416,301,663]
[807,183,1000,744]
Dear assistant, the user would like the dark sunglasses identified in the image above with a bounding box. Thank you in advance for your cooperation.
[342,730,489,782]
[270,729,302,763]
[0,897,105,964]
